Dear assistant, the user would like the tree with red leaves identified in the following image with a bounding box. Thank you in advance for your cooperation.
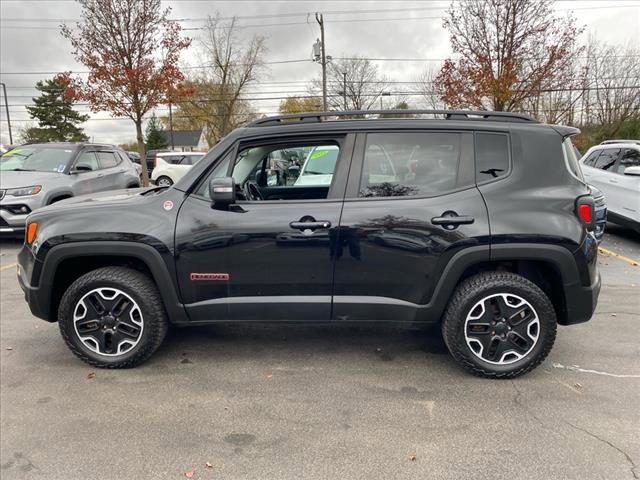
[60,0,191,185]
[434,0,584,113]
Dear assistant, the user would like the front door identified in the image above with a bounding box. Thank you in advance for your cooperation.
[332,130,491,322]
[175,134,354,322]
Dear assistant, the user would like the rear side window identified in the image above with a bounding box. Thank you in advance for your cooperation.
[97,151,119,168]
[475,133,510,183]
[359,132,464,197]
[593,149,620,171]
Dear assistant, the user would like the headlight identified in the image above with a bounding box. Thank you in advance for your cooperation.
[6,185,42,197]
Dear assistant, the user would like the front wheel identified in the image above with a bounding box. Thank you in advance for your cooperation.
[155,176,173,187]
[58,267,168,368]
[442,272,557,378]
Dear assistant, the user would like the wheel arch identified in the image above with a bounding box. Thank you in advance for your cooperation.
[37,242,188,324]
[429,243,581,325]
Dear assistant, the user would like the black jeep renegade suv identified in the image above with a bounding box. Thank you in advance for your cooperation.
[17,110,601,378]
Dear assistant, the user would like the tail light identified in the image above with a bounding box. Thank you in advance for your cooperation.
[153,155,158,168]
[576,196,595,230]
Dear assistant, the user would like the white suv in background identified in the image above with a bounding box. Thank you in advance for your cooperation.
[580,142,640,232]
[151,152,205,187]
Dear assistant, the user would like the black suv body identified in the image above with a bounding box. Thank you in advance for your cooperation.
[17,110,601,377]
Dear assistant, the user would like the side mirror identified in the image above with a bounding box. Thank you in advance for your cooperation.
[209,176,236,207]
[623,166,640,176]
[70,164,93,174]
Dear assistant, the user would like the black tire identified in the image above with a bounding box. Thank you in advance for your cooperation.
[58,267,168,368]
[442,271,557,379]
[155,176,173,187]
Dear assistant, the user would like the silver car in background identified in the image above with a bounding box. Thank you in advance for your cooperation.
[0,143,141,235]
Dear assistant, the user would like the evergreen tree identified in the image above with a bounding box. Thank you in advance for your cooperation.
[145,113,169,150]
[25,78,89,142]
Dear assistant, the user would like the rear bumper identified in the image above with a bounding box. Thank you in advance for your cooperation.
[562,268,601,325]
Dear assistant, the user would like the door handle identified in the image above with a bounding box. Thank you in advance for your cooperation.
[608,179,619,184]
[431,211,475,230]
[289,221,331,230]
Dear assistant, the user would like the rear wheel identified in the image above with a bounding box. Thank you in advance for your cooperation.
[58,267,168,368]
[156,176,173,187]
[442,272,556,378]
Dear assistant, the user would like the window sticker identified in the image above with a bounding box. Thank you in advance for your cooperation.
[310,149,330,159]
[57,164,66,173]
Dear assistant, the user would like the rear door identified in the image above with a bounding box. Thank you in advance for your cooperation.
[174,133,354,322]
[71,150,107,195]
[333,130,491,322]
[96,150,126,190]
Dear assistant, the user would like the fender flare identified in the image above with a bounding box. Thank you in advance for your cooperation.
[36,241,188,323]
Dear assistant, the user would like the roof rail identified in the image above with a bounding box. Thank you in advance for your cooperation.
[247,109,538,127]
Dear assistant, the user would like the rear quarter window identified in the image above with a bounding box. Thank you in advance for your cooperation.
[475,132,510,183]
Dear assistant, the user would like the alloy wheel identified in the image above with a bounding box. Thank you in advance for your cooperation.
[73,288,144,356]
[464,293,540,365]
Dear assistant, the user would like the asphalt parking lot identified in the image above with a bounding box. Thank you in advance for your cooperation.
[1,225,638,480]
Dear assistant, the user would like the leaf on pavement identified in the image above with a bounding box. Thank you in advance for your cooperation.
[86,372,96,379]
[205,462,213,469]
[184,470,195,478]
[409,454,417,461]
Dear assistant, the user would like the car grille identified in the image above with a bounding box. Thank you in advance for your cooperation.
[594,196,606,208]
[0,217,9,227]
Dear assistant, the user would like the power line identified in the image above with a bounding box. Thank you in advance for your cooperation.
[2,54,640,76]
[3,85,639,109]
[1,3,637,24]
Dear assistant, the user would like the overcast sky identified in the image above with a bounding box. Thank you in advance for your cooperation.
[1,0,639,145]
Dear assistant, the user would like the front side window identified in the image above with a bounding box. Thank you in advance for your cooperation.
[76,152,100,171]
[593,148,620,171]
[616,148,640,174]
[359,132,463,198]
[230,142,340,201]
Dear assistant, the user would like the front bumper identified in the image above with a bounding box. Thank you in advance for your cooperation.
[17,246,54,322]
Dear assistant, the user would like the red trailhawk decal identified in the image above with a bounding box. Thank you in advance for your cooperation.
[190,273,230,281]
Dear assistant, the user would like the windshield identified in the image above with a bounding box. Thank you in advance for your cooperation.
[301,146,339,175]
[0,146,75,172]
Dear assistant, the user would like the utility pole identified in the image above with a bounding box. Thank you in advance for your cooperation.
[0,83,13,144]
[315,12,328,112]
[168,102,175,150]
[342,72,347,110]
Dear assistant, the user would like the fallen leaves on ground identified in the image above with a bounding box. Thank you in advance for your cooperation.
[205,462,213,469]
[184,470,195,478]
[408,454,417,461]
[5,347,12,351]
[86,372,96,380]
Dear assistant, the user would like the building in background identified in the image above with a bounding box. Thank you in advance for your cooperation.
[160,129,207,152]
